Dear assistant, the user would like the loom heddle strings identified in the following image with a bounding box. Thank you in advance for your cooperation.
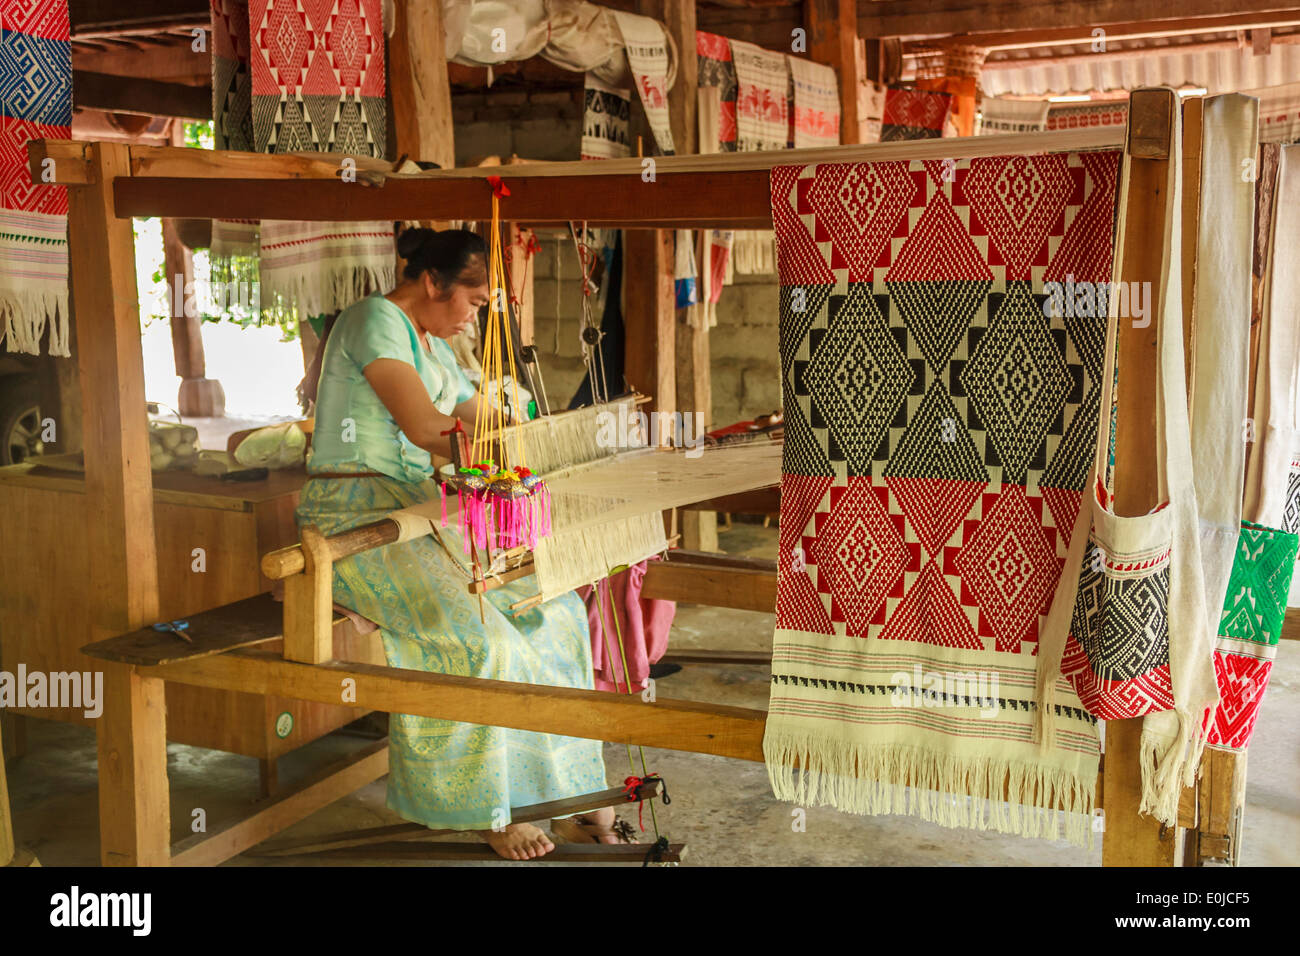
[568,221,609,404]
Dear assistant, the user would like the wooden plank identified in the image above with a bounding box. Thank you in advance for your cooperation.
[1102,87,1178,868]
[623,229,677,439]
[806,0,861,144]
[682,485,781,514]
[114,172,775,228]
[388,0,454,170]
[97,665,170,866]
[81,592,283,666]
[71,141,160,639]
[254,780,662,856]
[642,559,778,612]
[72,70,211,119]
[1282,606,1299,641]
[295,841,686,864]
[659,648,773,666]
[663,550,778,572]
[169,740,389,867]
[152,649,771,763]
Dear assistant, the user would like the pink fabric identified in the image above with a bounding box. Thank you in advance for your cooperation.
[578,558,676,693]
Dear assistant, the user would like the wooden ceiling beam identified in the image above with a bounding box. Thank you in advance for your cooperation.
[73,71,211,120]
[860,0,1300,40]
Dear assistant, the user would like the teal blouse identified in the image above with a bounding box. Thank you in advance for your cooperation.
[308,293,475,482]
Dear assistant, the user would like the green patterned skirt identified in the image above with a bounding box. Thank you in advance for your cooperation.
[296,471,607,829]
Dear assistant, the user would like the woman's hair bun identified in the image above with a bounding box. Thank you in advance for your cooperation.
[399,227,487,285]
[396,226,436,261]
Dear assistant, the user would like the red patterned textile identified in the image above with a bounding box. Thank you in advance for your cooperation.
[763,150,1123,845]
[880,86,951,141]
[248,0,386,157]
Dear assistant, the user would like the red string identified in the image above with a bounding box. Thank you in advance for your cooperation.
[623,774,661,832]
[486,175,511,198]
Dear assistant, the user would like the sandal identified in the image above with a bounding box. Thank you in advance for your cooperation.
[550,815,639,845]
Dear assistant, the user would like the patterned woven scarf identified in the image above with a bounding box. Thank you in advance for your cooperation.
[696,31,736,152]
[764,150,1122,846]
[611,10,674,156]
[787,56,839,148]
[696,31,737,324]
[224,0,392,324]
[581,74,631,161]
[880,86,950,141]
[730,39,787,276]
[1204,522,1298,751]
[249,0,385,155]
[976,97,1049,136]
[210,0,260,290]
[0,0,70,356]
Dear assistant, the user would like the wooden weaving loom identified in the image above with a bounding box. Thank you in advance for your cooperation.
[34,87,1294,867]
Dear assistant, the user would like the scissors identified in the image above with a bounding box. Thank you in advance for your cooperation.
[152,620,193,644]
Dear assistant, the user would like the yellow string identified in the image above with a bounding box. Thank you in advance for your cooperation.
[471,191,529,475]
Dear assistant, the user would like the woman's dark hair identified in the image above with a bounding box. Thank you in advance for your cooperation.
[398,227,487,288]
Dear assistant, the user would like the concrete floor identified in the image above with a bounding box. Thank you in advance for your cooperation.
[5,522,1298,866]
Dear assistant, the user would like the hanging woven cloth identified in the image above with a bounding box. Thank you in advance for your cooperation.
[1039,95,1218,829]
[729,39,788,277]
[1142,94,1257,801]
[787,56,839,148]
[581,73,632,161]
[975,97,1049,136]
[764,148,1122,846]
[1243,145,1300,606]
[611,10,675,156]
[209,0,260,294]
[880,86,950,141]
[241,0,393,324]
[0,0,71,356]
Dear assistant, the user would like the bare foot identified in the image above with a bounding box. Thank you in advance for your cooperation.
[482,822,555,861]
[551,806,632,844]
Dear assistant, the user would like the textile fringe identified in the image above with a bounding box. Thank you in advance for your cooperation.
[1,289,70,356]
[259,261,395,323]
[732,230,776,274]
[764,732,1096,848]
[1139,712,1211,827]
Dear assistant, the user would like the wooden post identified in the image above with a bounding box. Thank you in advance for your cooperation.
[639,0,715,548]
[389,0,454,171]
[805,0,863,144]
[68,141,169,865]
[165,123,224,417]
[283,525,333,664]
[1103,88,1180,867]
[623,229,676,445]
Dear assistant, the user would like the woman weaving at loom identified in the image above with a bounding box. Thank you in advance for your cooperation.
[297,228,630,860]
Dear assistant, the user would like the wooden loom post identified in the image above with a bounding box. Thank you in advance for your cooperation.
[1102,88,1181,867]
[805,0,864,144]
[282,526,333,664]
[68,141,170,866]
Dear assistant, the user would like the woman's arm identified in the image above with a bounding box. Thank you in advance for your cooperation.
[363,358,471,460]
